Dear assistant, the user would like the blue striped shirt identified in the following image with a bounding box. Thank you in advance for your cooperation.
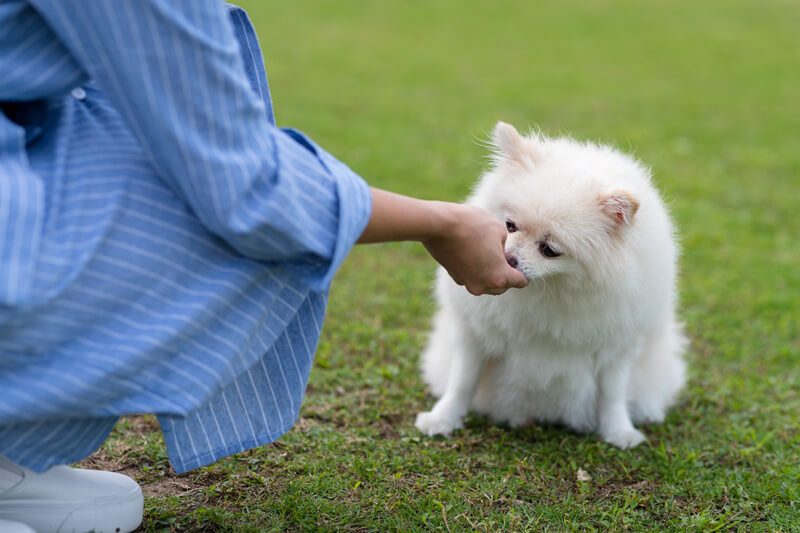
[0,1,372,473]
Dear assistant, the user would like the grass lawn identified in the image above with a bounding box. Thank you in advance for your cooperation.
[82,1,799,530]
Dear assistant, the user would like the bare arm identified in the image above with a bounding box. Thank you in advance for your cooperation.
[358,188,528,295]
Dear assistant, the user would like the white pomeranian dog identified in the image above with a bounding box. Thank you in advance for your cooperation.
[415,122,687,449]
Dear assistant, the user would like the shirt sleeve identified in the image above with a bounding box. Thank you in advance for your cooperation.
[27,0,372,290]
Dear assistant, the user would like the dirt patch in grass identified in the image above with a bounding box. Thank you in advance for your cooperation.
[76,416,159,471]
[140,476,205,498]
[74,415,222,499]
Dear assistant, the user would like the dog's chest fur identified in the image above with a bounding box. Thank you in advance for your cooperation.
[444,277,647,430]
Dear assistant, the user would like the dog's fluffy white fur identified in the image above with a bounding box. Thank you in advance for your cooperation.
[415,122,687,449]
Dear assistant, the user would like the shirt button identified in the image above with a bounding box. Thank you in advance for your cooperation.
[71,87,87,101]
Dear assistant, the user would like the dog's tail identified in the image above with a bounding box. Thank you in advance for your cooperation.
[420,307,459,399]
[627,313,688,424]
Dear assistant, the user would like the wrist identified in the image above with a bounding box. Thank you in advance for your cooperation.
[421,201,459,242]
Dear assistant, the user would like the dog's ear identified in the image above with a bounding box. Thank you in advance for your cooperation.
[600,190,639,227]
[492,122,524,159]
[491,122,540,168]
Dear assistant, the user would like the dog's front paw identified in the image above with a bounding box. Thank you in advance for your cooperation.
[415,411,463,437]
[602,428,646,449]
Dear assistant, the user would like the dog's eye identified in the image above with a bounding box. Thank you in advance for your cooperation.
[539,242,561,258]
[505,220,517,233]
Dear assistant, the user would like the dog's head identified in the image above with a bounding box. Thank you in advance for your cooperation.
[479,122,648,285]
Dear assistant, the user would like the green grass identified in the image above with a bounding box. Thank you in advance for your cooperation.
[86,1,799,530]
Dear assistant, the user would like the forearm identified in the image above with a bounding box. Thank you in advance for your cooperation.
[357,188,455,244]
[356,187,528,295]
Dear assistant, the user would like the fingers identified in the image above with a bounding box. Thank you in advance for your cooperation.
[433,203,529,296]
[465,267,528,296]
[484,287,508,296]
[465,282,500,296]
[491,270,528,293]
[507,267,529,288]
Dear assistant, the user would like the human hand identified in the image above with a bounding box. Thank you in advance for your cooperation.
[422,203,528,295]
[356,188,528,295]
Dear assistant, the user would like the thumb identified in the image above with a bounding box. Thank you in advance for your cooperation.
[506,266,528,288]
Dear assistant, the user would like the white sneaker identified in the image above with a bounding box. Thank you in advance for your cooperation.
[0,519,36,533]
[0,455,143,533]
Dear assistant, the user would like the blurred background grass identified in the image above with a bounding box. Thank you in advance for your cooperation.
[119,1,798,530]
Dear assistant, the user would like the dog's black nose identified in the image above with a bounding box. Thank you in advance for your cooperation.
[506,254,518,268]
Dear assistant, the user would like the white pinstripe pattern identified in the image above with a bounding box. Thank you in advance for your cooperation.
[0,2,371,473]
